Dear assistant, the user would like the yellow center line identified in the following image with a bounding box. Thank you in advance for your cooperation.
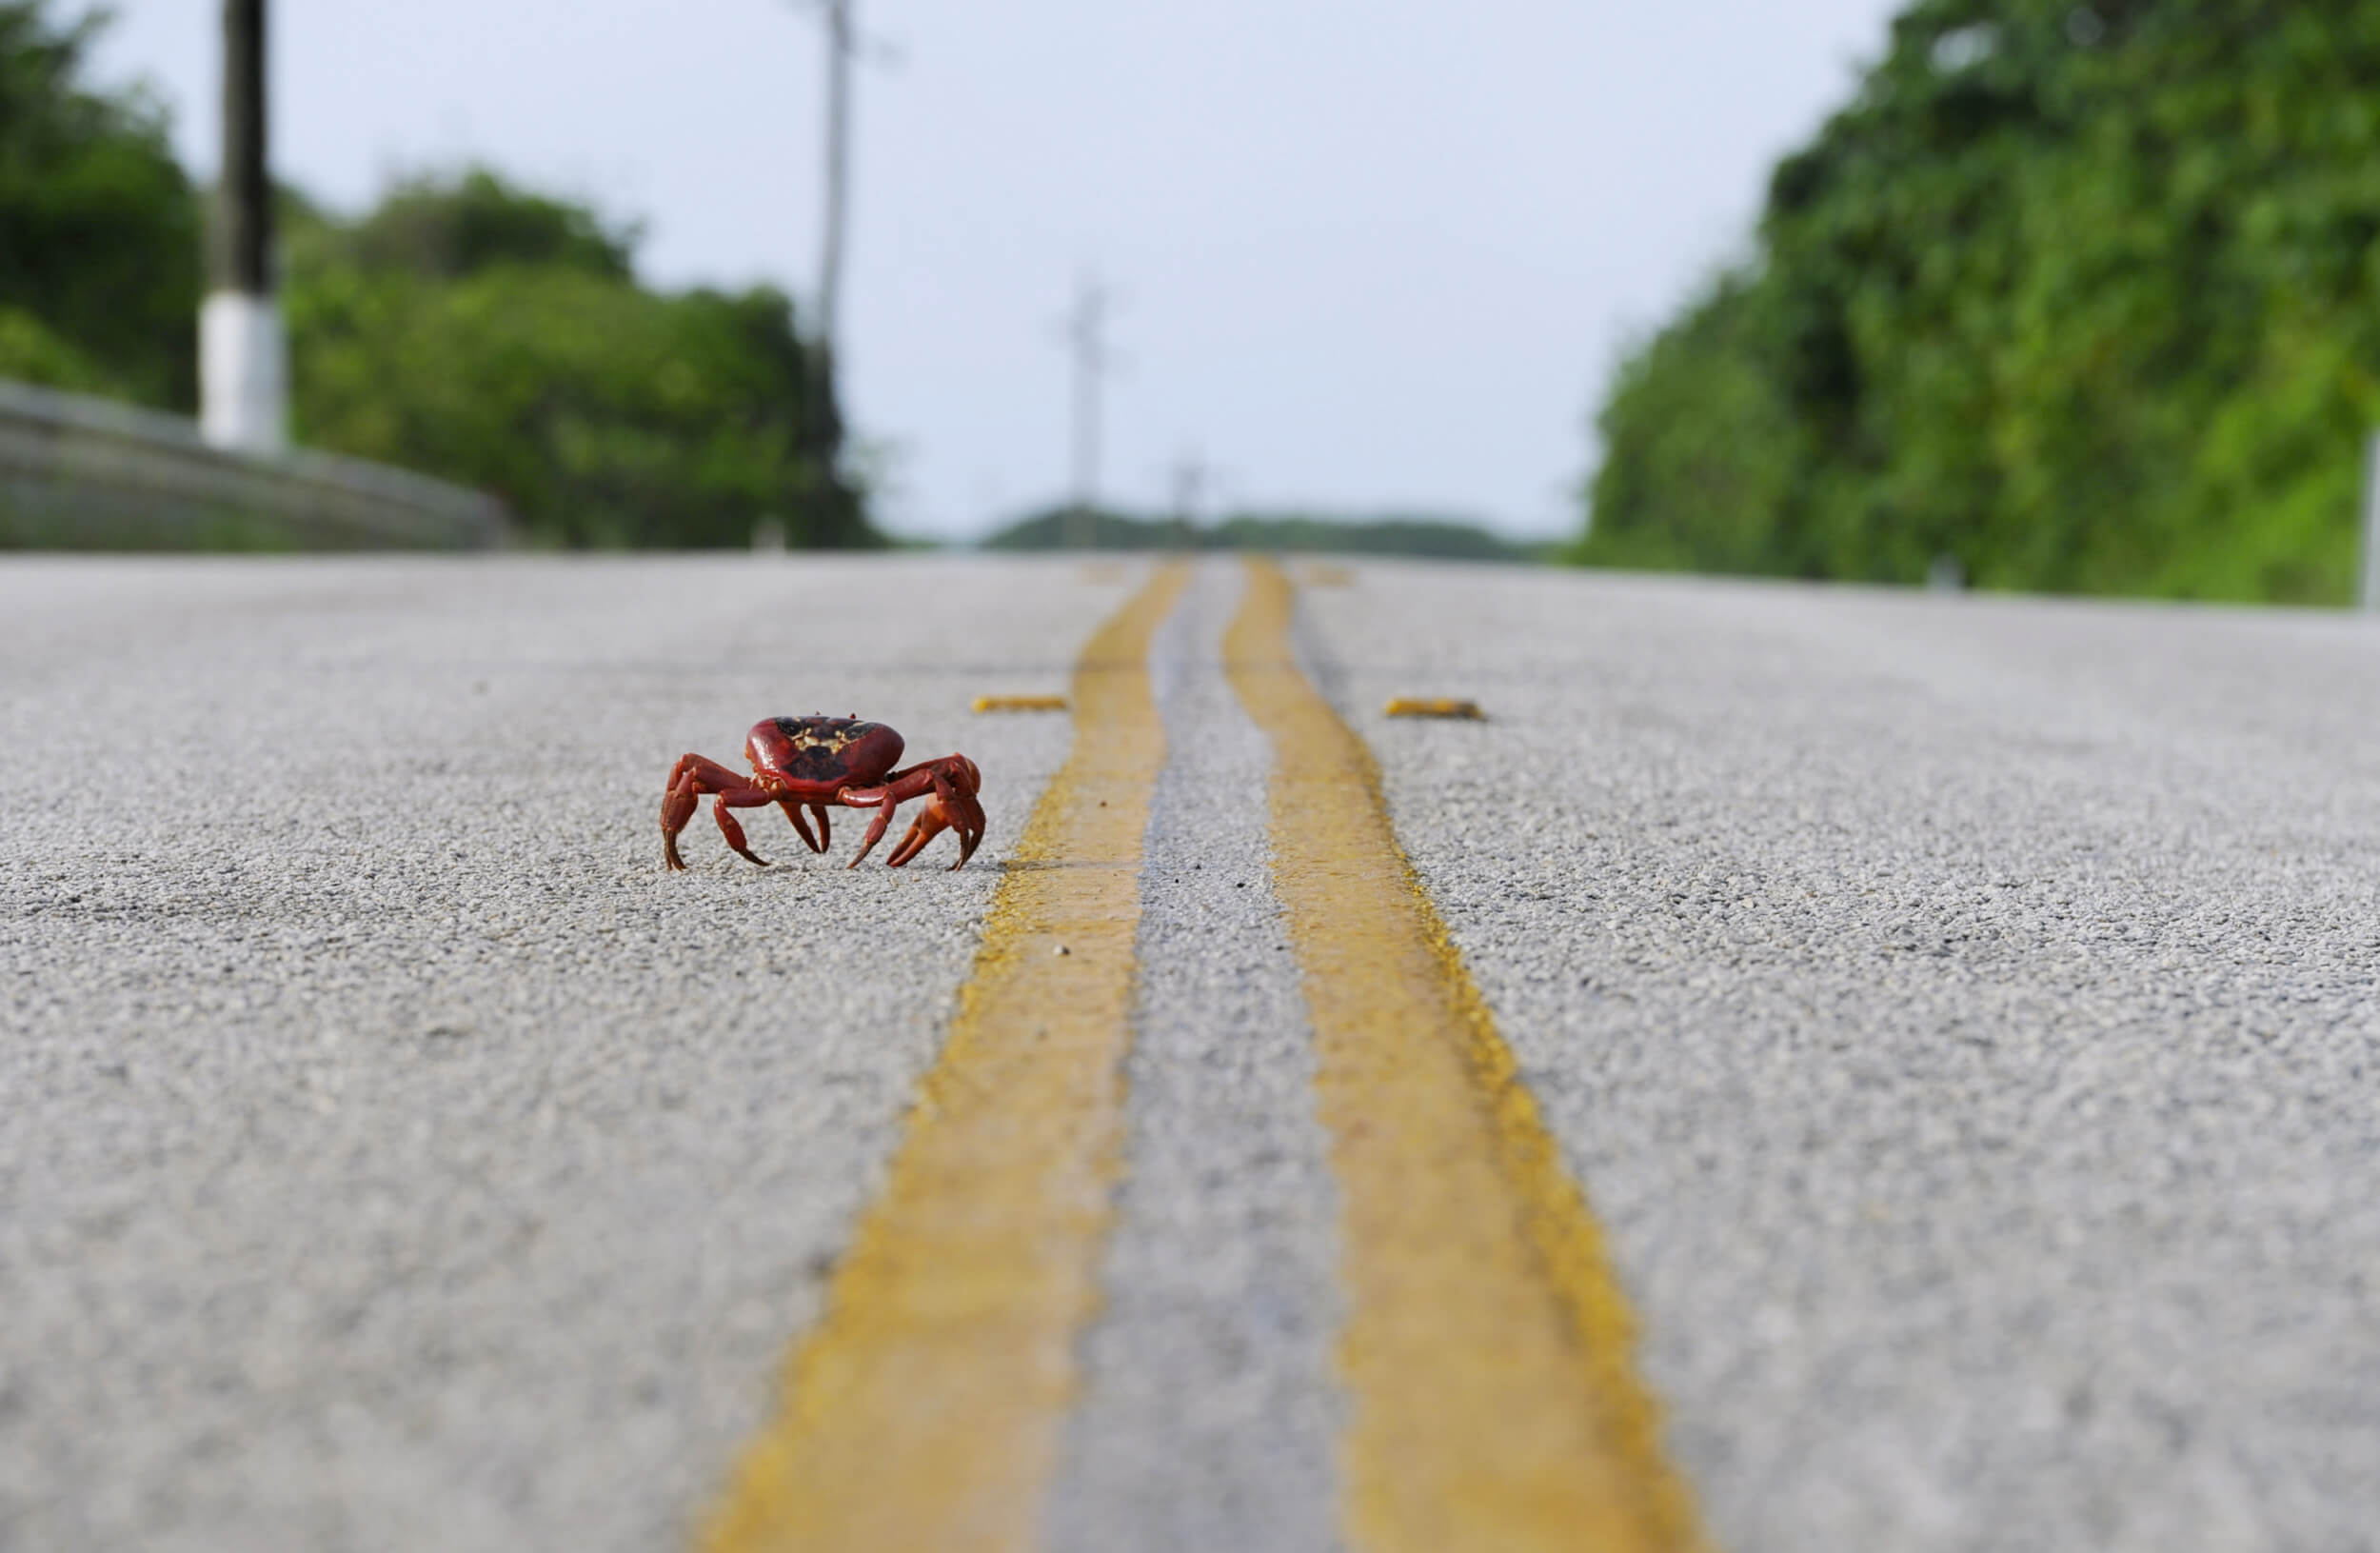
[702,561,1191,1553]
[1223,557,1707,1553]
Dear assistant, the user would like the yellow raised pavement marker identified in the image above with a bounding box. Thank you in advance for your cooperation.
[1382,695,1486,720]
[1225,557,1706,1553]
[703,561,1190,1553]
[971,693,1070,713]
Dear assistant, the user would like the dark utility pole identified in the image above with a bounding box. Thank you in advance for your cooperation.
[214,0,268,295]
[201,0,285,453]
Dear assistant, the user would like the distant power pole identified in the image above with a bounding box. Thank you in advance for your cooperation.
[1061,274,1115,549]
[201,0,285,454]
[791,0,893,546]
[1168,451,1209,549]
[812,0,855,360]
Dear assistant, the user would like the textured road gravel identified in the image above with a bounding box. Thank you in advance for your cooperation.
[1305,564,2380,1553]
[0,555,1123,1552]
[1046,561,1340,1553]
[6,554,2378,1553]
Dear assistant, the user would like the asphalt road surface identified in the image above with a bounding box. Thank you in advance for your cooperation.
[5,553,2378,1552]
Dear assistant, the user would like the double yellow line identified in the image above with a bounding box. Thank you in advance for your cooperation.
[704,559,1702,1552]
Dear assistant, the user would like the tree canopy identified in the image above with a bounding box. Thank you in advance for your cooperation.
[0,3,871,548]
[285,171,873,549]
[1577,0,2380,603]
[0,2,201,407]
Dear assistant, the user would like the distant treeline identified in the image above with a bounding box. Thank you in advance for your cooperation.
[0,1,869,548]
[983,507,1548,562]
[1579,0,2380,604]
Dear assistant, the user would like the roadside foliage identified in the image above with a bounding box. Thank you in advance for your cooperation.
[982,506,1550,562]
[0,2,871,549]
[0,2,201,408]
[284,172,875,550]
[1579,0,2380,603]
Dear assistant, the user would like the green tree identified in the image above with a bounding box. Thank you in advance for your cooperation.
[0,1,202,406]
[285,169,875,549]
[1579,0,2380,604]
[344,168,638,284]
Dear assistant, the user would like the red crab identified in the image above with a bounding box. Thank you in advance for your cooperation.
[660,716,984,873]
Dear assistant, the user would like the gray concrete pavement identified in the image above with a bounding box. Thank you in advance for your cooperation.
[1309,566,2380,1553]
[0,555,1125,1551]
[6,553,2380,1551]
[1046,561,1341,1553]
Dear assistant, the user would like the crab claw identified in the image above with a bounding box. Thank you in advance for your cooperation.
[844,754,985,870]
[892,757,985,870]
[942,758,986,869]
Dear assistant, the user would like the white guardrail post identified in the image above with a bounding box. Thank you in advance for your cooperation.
[2361,428,2380,613]
[0,378,507,550]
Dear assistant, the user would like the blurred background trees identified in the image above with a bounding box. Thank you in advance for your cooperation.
[17,0,2380,579]
[982,506,1545,561]
[0,2,872,548]
[1578,0,2380,603]
[0,2,201,407]
[283,171,873,548]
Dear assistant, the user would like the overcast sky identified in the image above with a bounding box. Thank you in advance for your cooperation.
[91,0,1901,542]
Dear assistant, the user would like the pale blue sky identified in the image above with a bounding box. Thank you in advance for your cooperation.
[93,1,1901,541]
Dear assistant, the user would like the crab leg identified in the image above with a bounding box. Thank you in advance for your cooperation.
[661,752,800,870]
[661,754,745,870]
[709,797,771,867]
[845,790,902,869]
[775,798,826,854]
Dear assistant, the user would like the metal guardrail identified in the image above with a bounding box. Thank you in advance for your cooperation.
[0,378,508,550]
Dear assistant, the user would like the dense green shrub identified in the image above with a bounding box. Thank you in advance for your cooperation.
[1579,0,2380,603]
[285,175,874,549]
[0,2,202,407]
[0,3,869,548]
